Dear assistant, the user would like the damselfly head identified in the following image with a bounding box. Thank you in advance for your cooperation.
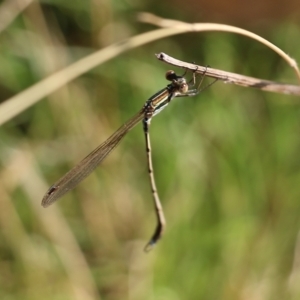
[165,70,188,93]
[165,70,177,81]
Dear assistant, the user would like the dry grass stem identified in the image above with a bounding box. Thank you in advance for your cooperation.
[157,52,300,95]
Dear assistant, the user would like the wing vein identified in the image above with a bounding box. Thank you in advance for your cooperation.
[42,109,144,207]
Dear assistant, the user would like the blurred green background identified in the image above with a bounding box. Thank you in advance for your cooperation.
[0,0,300,299]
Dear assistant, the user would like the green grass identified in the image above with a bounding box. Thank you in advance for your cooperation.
[0,2,300,300]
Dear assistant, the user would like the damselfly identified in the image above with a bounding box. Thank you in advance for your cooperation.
[42,68,212,251]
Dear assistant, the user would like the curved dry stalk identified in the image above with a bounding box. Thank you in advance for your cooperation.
[138,13,300,81]
[0,27,194,126]
[0,13,298,126]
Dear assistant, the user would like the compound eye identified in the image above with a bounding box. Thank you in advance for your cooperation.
[165,70,176,81]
